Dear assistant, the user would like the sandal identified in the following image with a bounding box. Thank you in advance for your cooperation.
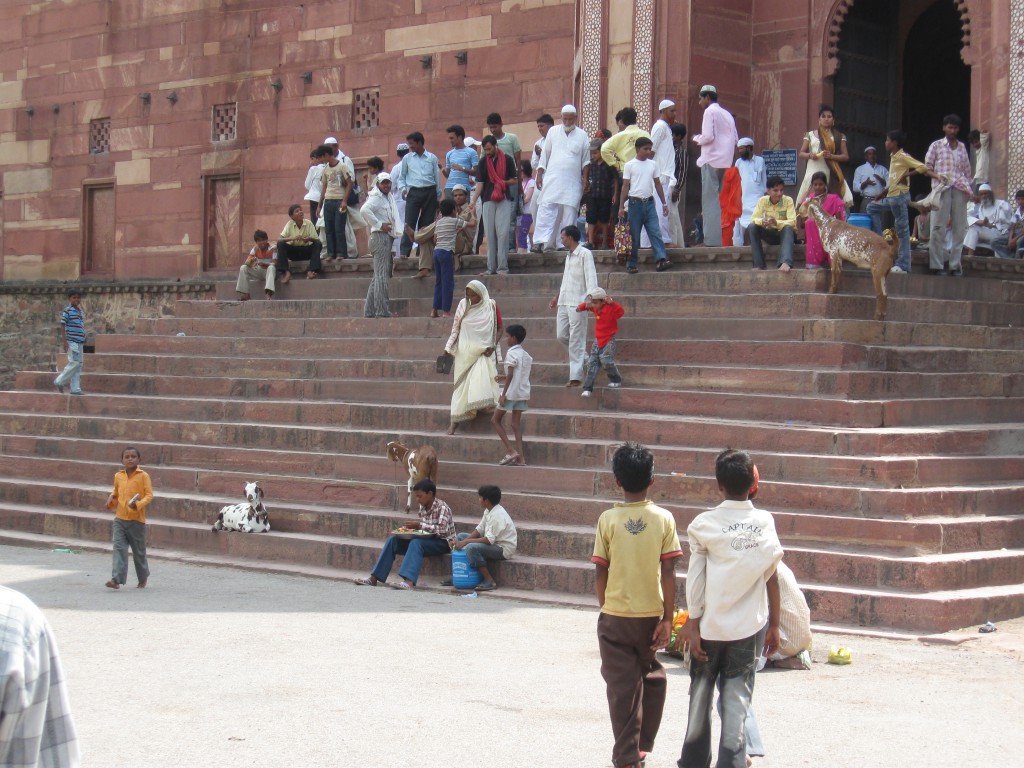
[476,581,497,591]
[137,580,147,589]
[353,577,378,586]
[498,453,519,466]
[657,260,673,272]
[391,580,414,590]
[105,579,120,590]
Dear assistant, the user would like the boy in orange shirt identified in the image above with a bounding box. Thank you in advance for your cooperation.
[593,442,683,768]
[105,446,154,589]
[577,287,625,397]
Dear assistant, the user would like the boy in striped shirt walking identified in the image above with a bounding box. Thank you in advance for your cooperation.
[54,288,85,395]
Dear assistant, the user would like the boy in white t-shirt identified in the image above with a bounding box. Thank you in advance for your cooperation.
[450,484,518,591]
[676,449,783,768]
[618,136,671,274]
[492,324,532,467]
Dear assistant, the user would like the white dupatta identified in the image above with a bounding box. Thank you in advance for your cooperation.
[446,280,500,422]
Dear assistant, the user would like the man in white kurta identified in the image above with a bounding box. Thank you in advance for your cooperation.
[534,105,591,251]
[733,137,766,244]
[649,99,678,246]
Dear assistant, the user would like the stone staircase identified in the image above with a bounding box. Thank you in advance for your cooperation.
[2,252,1024,633]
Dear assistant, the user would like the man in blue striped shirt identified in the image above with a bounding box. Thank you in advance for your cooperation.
[397,131,442,264]
[54,289,85,395]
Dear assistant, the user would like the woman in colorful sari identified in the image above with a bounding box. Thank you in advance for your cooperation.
[796,105,853,209]
[799,171,846,269]
[443,280,504,434]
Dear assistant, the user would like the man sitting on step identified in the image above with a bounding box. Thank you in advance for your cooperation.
[277,204,323,281]
[354,479,456,590]
[236,229,277,301]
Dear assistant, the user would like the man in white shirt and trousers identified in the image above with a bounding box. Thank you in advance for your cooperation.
[733,137,766,245]
[647,99,678,247]
[534,105,591,251]
[389,142,409,258]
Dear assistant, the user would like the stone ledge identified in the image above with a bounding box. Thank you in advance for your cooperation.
[0,281,216,296]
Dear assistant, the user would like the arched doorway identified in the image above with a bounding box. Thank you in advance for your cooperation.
[832,0,971,195]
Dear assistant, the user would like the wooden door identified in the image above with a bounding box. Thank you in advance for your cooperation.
[203,174,241,270]
[833,0,900,178]
[82,183,115,275]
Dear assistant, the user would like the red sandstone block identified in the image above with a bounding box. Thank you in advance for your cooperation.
[302,2,354,28]
[354,0,414,22]
[491,5,572,38]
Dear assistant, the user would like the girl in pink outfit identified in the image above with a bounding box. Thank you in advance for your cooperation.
[800,171,845,269]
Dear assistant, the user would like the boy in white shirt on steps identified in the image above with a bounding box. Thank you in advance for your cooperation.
[676,449,783,768]
[619,136,671,274]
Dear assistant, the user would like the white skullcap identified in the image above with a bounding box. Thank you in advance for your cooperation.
[561,104,578,115]
[863,145,877,153]
[658,99,675,111]
[737,137,754,147]
[323,136,339,145]
[586,287,608,300]
[452,183,469,192]
[396,142,409,151]
[464,136,481,147]
[699,84,717,95]
[978,183,993,192]
[376,172,391,185]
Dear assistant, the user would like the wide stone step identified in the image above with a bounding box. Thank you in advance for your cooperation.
[178,287,1024,326]
[2,499,1023,632]
[2,407,1018,467]
[135,313,1024,352]
[6,430,1024,495]
[92,332,874,369]
[44,358,1023,400]
[0,443,1020,528]
[16,372,1024,429]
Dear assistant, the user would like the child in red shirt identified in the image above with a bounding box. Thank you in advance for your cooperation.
[577,287,625,397]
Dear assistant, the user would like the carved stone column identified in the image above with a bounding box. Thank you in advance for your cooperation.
[632,0,655,130]
[579,0,605,137]
[1009,0,1024,191]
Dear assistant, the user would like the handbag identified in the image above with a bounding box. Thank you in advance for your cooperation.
[613,217,631,266]
[435,353,454,375]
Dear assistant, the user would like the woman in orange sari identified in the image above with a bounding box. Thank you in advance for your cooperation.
[796,105,853,208]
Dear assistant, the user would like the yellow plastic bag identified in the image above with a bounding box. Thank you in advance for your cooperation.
[827,646,852,665]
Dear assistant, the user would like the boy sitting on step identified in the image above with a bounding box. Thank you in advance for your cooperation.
[576,287,625,398]
[236,229,277,301]
[593,442,682,768]
[449,485,518,591]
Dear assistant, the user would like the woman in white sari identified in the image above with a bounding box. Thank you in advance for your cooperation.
[443,280,503,434]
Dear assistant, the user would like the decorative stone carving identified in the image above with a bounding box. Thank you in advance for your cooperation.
[1010,0,1024,192]
[632,0,654,131]
[579,0,604,137]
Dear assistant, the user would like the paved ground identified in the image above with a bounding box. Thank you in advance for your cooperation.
[2,544,1021,768]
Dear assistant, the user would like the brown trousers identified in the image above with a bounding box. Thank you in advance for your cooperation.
[597,612,668,768]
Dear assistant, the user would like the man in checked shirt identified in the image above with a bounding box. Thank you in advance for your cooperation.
[925,114,977,276]
[0,586,80,767]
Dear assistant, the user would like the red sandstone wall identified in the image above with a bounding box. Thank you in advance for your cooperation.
[0,0,576,282]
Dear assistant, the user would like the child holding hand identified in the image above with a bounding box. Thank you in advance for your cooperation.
[577,287,625,397]
[105,446,154,590]
[492,324,532,466]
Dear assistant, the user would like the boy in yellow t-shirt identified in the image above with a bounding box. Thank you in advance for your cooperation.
[104,446,154,590]
[592,442,682,768]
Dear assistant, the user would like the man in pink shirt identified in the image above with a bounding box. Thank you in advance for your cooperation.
[692,85,738,247]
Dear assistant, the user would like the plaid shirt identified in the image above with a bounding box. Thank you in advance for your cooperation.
[0,587,80,768]
[418,498,456,547]
[586,161,618,203]
[925,138,973,196]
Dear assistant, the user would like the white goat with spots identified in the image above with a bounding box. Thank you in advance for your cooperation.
[800,197,898,321]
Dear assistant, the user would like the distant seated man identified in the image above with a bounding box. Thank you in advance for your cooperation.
[852,146,889,212]
[236,229,277,301]
[277,204,323,281]
[963,183,1012,257]
[746,175,797,272]
[992,189,1024,259]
